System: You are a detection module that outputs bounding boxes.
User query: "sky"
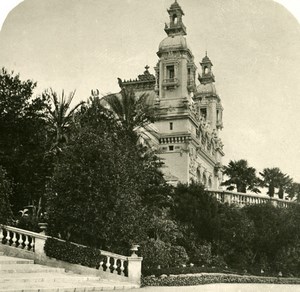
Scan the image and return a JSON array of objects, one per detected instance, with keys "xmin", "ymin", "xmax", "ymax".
[{"xmin": 0, "ymin": 0, "xmax": 300, "ymax": 182}]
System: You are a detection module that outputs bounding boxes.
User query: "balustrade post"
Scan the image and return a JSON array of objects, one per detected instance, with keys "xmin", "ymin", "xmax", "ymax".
[
  {"xmin": 223, "ymin": 192, "xmax": 231, "ymax": 204},
  {"xmin": 127, "ymin": 245, "xmax": 143, "ymax": 285},
  {"xmin": 34, "ymin": 235, "xmax": 47, "ymax": 259}
]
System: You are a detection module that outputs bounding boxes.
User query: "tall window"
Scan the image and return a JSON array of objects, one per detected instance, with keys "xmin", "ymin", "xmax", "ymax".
[
  {"xmin": 169, "ymin": 122, "xmax": 173, "ymax": 130},
  {"xmin": 167, "ymin": 65, "xmax": 175, "ymax": 79},
  {"xmin": 200, "ymin": 108, "xmax": 207, "ymax": 120},
  {"xmin": 173, "ymin": 14, "xmax": 178, "ymax": 24}
]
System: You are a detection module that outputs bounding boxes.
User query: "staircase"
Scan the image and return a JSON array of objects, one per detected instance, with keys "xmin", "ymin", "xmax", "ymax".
[{"xmin": 0, "ymin": 252, "xmax": 139, "ymax": 292}]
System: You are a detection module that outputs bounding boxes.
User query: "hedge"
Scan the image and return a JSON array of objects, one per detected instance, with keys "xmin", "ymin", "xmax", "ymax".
[
  {"xmin": 143, "ymin": 266, "xmax": 241, "ymax": 277},
  {"xmin": 142, "ymin": 273, "xmax": 300, "ymax": 286},
  {"xmin": 44, "ymin": 237, "xmax": 102, "ymax": 268}
]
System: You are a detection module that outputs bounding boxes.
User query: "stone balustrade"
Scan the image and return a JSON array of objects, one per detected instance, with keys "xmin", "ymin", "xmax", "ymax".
[
  {"xmin": 207, "ymin": 190, "xmax": 294, "ymax": 207},
  {"xmin": 0, "ymin": 224, "xmax": 142, "ymax": 285}
]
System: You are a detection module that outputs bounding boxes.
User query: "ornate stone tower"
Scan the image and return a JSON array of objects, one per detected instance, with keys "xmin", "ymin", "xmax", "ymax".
[
  {"xmin": 195, "ymin": 53, "xmax": 223, "ymax": 132},
  {"xmin": 116, "ymin": 1, "xmax": 225, "ymax": 188},
  {"xmin": 154, "ymin": 1, "xmax": 224, "ymax": 188}
]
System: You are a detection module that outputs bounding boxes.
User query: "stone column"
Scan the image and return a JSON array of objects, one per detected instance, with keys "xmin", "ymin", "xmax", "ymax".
[
  {"xmin": 127, "ymin": 256, "xmax": 143, "ymax": 285},
  {"xmin": 34, "ymin": 234, "xmax": 48, "ymax": 260}
]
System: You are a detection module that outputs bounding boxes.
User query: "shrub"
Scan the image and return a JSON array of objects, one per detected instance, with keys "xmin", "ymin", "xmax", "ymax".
[
  {"xmin": 141, "ymin": 239, "xmax": 171, "ymax": 269},
  {"xmin": 142, "ymin": 265, "xmax": 240, "ymax": 277},
  {"xmin": 142, "ymin": 274, "xmax": 300, "ymax": 286},
  {"xmin": 169, "ymin": 245, "xmax": 189, "ymax": 267},
  {"xmin": 44, "ymin": 237, "xmax": 101, "ymax": 268}
]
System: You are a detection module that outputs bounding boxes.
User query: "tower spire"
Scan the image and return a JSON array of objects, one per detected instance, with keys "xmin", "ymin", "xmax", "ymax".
[
  {"xmin": 198, "ymin": 53, "xmax": 215, "ymax": 85},
  {"xmin": 164, "ymin": 1, "xmax": 187, "ymax": 36}
]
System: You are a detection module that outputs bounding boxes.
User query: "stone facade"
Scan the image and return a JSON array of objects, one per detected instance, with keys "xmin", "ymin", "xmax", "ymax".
[{"xmin": 118, "ymin": 1, "xmax": 224, "ymax": 189}]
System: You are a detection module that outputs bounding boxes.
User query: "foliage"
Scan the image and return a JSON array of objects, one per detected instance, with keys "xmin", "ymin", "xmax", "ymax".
[
  {"xmin": 42, "ymin": 89, "xmax": 84, "ymax": 154},
  {"xmin": 0, "ymin": 166, "xmax": 13, "ymax": 224},
  {"xmin": 0, "ymin": 68, "xmax": 51, "ymax": 212},
  {"xmin": 260, "ymin": 167, "xmax": 292, "ymax": 198},
  {"xmin": 285, "ymin": 182, "xmax": 300, "ymax": 200},
  {"xmin": 102, "ymin": 88, "xmax": 156, "ymax": 139},
  {"xmin": 46, "ymin": 98, "xmax": 167, "ymax": 254},
  {"xmin": 214, "ymin": 204, "xmax": 255, "ymax": 269},
  {"xmin": 171, "ymin": 182, "xmax": 220, "ymax": 242},
  {"xmin": 142, "ymin": 274, "xmax": 300, "ymax": 287},
  {"xmin": 222, "ymin": 160, "xmax": 260, "ymax": 193},
  {"xmin": 16, "ymin": 197, "xmax": 44, "ymax": 232},
  {"xmin": 44, "ymin": 237, "xmax": 101, "ymax": 268},
  {"xmin": 143, "ymin": 265, "xmax": 242, "ymax": 277},
  {"xmin": 140, "ymin": 239, "xmax": 189, "ymax": 270},
  {"xmin": 243, "ymin": 203, "xmax": 300, "ymax": 273},
  {"xmin": 141, "ymin": 239, "xmax": 172, "ymax": 269},
  {"xmin": 169, "ymin": 245, "xmax": 189, "ymax": 267}
]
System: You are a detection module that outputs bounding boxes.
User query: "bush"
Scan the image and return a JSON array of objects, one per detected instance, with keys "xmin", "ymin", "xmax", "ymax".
[
  {"xmin": 141, "ymin": 238, "xmax": 189, "ymax": 271},
  {"xmin": 169, "ymin": 245, "xmax": 189, "ymax": 267},
  {"xmin": 142, "ymin": 265, "xmax": 240, "ymax": 277},
  {"xmin": 44, "ymin": 237, "xmax": 101, "ymax": 268},
  {"xmin": 142, "ymin": 274, "xmax": 300, "ymax": 286}
]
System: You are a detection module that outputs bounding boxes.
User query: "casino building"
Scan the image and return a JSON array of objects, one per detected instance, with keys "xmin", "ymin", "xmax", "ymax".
[{"xmin": 112, "ymin": 1, "xmax": 224, "ymax": 188}]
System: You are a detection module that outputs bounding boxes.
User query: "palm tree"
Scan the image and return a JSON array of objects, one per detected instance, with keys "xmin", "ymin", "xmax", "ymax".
[
  {"xmin": 43, "ymin": 89, "xmax": 84, "ymax": 153},
  {"xmin": 277, "ymin": 174, "xmax": 292, "ymax": 199},
  {"xmin": 102, "ymin": 87, "xmax": 156, "ymax": 135},
  {"xmin": 222, "ymin": 159, "xmax": 261, "ymax": 193},
  {"xmin": 259, "ymin": 167, "xmax": 291, "ymax": 198}
]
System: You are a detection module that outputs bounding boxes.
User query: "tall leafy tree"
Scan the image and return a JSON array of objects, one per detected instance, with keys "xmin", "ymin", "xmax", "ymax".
[
  {"xmin": 171, "ymin": 182, "xmax": 220, "ymax": 242},
  {"xmin": 46, "ymin": 99, "xmax": 167, "ymax": 253},
  {"xmin": 222, "ymin": 159, "xmax": 260, "ymax": 193},
  {"xmin": 0, "ymin": 166, "xmax": 13, "ymax": 224},
  {"xmin": 0, "ymin": 68, "xmax": 50, "ymax": 212}
]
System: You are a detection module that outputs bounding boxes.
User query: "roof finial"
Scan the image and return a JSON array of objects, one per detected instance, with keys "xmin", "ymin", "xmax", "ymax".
[{"xmin": 205, "ymin": 50, "xmax": 207, "ymax": 57}]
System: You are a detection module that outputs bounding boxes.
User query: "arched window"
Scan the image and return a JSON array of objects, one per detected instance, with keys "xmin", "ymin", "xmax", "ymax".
[
  {"xmin": 204, "ymin": 67, "xmax": 209, "ymax": 74},
  {"xmin": 173, "ymin": 14, "xmax": 178, "ymax": 24}
]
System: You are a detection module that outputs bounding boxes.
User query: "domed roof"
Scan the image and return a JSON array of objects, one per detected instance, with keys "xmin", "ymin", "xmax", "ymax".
[
  {"xmin": 196, "ymin": 83, "xmax": 217, "ymax": 95},
  {"xmin": 159, "ymin": 35, "xmax": 189, "ymax": 51}
]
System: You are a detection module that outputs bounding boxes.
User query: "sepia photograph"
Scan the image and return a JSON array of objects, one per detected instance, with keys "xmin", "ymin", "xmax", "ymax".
[{"xmin": 0, "ymin": 0, "xmax": 300, "ymax": 291}]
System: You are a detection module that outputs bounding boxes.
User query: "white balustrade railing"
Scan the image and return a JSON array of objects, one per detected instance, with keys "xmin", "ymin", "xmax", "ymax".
[
  {"xmin": 100, "ymin": 250, "xmax": 128, "ymax": 276},
  {"xmin": 0, "ymin": 225, "xmax": 40, "ymax": 252},
  {"xmin": 0, "ymin": 225, "xmax": 142, "ymax": 284},
  {"xmin": 207, "ymin": 190, "xmax": 295, "ymax": 207}
]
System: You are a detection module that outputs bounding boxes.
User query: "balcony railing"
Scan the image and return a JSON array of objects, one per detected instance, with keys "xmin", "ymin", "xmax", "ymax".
[
  {"xmin": 207, "ymin": 190, "xmax": 295, "ymax": 208},
  {"xmin": 163, "ymin": 78, "xmax": 179, "ymax": 87}
]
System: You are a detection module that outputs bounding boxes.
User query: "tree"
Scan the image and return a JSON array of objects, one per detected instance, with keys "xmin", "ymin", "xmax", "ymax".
[
  {"xmin": 286, "ymin": 182, "xmax": 300, "ymax": 201},
  {"xmin": 171, "ymin": 182, "xmax": 220, "ymax": 242},
  {"xmin": 277, "ymin": 174, "xmax": 292, "ymax": 199},
  {"xmin": 102, "ymin": 87, "xmax": 156, "ymax": 140},
  {"xmin": 46, "ymin": 101, "xmax": 166, "ymax": 254},
  {"xmin": 0, "ymin": 68, "xmax": 50, "ymax": 212},
  {"xmin": 42, "ymin": 89, "xmax": 84, "ymax": 154},
  {"xmin": 222, "ymin": 159, "xmax": 260, "ymax": 193},
  {"xmin": 214, "ymin": 204, "xmax": 255, "ymax": 269},
  {"xmin": 260, "ymin": 167, "xmax": 290, "ymax": 198},
  {"xmin": 0, "ymin": 166, "xmax": 13, "ymax": 224},
  {"xmin": 244, "ymin": 203, "xmax": 300, "ymax": 274}
]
